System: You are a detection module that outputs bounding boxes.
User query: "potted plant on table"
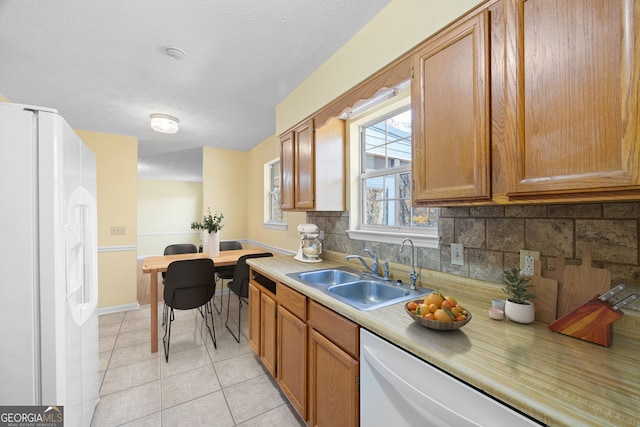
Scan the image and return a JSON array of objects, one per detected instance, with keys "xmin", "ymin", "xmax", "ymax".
[
  {"xmin": 191, "ymin": 208, "xmax": 224, "ymax": 257},
  {"xmin": 502, "ymin": 267, "xmax": 537, "ymax": 324}
]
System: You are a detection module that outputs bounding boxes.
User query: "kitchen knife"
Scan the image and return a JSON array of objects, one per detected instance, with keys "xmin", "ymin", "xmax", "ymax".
[
  {"xmin": 598, "ymin": 283, "xmax": 627, "ymax": 302},
  {"xmin": 611, "ymin": 294, "xmax": 639, "ymax": 311}
]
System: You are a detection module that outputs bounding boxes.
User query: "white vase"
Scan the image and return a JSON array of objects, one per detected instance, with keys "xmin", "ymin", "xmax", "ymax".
[
  {"xmin": 504, "ymin": 300, "xmax": 535, "ymax": 324},
  {"xmin": 208, "ymin": 232, "xmax": 220, "ymax": 257}
]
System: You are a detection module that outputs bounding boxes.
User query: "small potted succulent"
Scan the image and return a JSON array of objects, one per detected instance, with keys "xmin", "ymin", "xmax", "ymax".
[
  {"xmin": 191, "ymin": 208, "xmax": 224, "ymax": 256},
  {"xmin": 502, "ymin": 267, "xmax": 536, "ymax": 324}
]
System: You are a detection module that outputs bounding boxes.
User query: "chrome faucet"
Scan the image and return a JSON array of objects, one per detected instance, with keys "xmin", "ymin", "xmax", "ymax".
[
  {"xmin": 346, "ymin": 248, "xmax": 379, "ymax": 277},
  {"xmin": 400, "ymin": 238, "xmax": 418, "ymax": 290},
  {"xmin": 363, "ymin": 248, "xmax": 379, "ymax": 276}
]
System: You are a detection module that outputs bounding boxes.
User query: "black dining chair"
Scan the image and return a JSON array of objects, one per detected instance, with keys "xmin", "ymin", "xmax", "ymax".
[
  {"xmin": 225, "ymin": 252, "xmax": 273, "ymax": 342},
  {"xmin": 213, "ymin": 241, "xmax": 243, "ymax": 314},
  {"xmin": 162, "ymin": 243, "xmax": 198, "ymax": 281},
  {"xmin": 162, "ymin": 258, "xmax": 217, "ymax": 362}
]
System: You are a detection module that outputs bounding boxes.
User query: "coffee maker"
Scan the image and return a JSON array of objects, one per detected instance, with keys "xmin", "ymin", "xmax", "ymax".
[{"xmin": 294, "ymin": 223, "xmax": 323, "ymax": 263}]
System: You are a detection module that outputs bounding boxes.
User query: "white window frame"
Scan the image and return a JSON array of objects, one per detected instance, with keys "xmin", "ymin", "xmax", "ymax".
[
  {"xmin": 263, "ymin": 158, "xmax": 287, "ymax": 230},
  {"xmin": 346, "ymin": 86, "xmax": 438, "ymax": 248}
]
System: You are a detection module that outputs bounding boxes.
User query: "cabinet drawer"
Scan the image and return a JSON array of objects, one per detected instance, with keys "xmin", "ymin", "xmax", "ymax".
[
  {"xmin": 309, "ymin": 300, "xmax": 359, "ymax": 359},
  {"xmin": 277, "ymin": 283, "xmax": 306, "ymax": 320}
]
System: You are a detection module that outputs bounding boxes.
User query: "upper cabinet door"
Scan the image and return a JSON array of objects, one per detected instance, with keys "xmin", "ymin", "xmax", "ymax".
[
  {"xmin": 504, "ymin": 0, "xmax": 640, "ymax": 197},
  {"xmin": 280, "ymin": 131, "xmax": 295, "ymax": 210},
  {"xmin": 412, "ymin": 10, "xmax": 491, "ymax": 204},
  {"xmin": 294, "ymin": 119, "xmax": 315, "ymax": 210}
]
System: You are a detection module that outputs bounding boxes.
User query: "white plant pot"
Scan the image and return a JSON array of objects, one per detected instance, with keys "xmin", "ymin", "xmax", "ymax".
[
  {"xmin": 208, "ymin": 232, "xmax": 220, "ymax": 257},
  {"xmin": 504, "ymin": 299, "xmax": 535, "ymax": 324}
]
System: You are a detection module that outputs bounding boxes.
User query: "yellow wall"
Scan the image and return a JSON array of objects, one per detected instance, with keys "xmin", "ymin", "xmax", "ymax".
[
  {"xmin": 246, "ymin": 134, "xmax": 307, "ymax": 253},
  {"xmin": 276, "ymin": 0, "xmax": 484, "ymax": 133},
  {"xmin": 202, "ymin": 147, "xmax": 251, "ymax": 244},
  {"xmin": 77, "ymin": 129, "xmax": 138, "ymax": 308},
  {"xmin": 137, "ymin": 179, "xmax": 202, "ymax": 257}
]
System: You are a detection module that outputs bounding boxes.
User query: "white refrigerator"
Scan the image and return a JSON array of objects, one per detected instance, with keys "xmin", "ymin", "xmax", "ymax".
[{"xmin": 0, "ymin": 103, "xmax": 99, "ymax": 426}]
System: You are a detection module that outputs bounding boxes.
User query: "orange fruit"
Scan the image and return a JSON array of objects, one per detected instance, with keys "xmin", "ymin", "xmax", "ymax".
[
  {"xmin": 445, "ymin": 296, "xmax": 457, "ymax": 306},
  {"xmin": 427, "ymin": 303, "xmax": 438, "ymax": 313},
  {"xmin": 425, "ymin": 313, "xmax": 435, "ymax": 320},
  {"xmin": 450, "ymin": 305, "xmax": 462, "ymax": 316},
  {"xmin": 418, "ymin": 304, "xmax": 429, "ymax": 315},
  {"xmin": 425, "ymin": 292, "xmax": 445, "ymax": 307},
  {"xmin": 407, "ymin": 301, "xmax": 418, "ymax": 312},
  {"xmin": 441, "ymin": 300, "xmax": 453, "ymax": 309},
  {"xmin": 433, "ymin": 309, "xmax": 453, "ymax": 322}
]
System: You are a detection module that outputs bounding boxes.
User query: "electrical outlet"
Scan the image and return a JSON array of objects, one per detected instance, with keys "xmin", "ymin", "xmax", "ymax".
[
  {"xmin": 520, "ymin": 249, "xmax": 540, "ymax": 276},
  {"xmin": 451, "ymin": 243, "xmax": 464, "ymax": 266},
  {"xmin": 110, "ymin": 226, "xmax": 126, "ymax": 236}
]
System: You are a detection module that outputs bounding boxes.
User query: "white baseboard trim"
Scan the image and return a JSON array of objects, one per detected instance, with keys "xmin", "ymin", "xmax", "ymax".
[{"xmin": 98, "ymin": 302, "xmax": 140, "ymax": 315}]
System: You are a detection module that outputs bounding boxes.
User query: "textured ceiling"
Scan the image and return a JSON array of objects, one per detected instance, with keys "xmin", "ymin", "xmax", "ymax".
[{"xmin": 0, "ymin": 0, "xmax": 390, "ymax": 181}]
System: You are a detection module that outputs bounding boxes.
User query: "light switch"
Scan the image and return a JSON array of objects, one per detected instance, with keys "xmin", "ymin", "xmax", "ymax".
[
  {"xmin": 110, "ymin": 226, "xmax": 126, "ymax": 235},
  {"xmin": 451, "ymin": 243, "xmax": 464, "ymax": 266}
]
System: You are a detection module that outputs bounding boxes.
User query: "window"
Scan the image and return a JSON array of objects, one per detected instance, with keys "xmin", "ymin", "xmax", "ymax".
[
  {"xmin": 347, "ymin": 88, "xmax": 438, "ymax": 247},
  {"xmin": 263, "ymin": 159, "xmax": 286, "ymax": 229}
]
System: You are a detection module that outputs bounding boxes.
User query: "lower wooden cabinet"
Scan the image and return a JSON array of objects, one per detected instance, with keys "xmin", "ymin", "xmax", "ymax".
[
  {"xmin": 260, "ymin": 291, "xmax": 277, "ymax": 376},
  {"xmin": 277, "ymin": 283, "xmax": 308, "ymax": 419},
  {"xmin": 248, "ymin": 281, "xmax": 261, "ymax": 354},
  {"xmin": 308, "ymin": 330, "xmax": 359, "ymax": 427},
  {"xmin": 308, "ymin": 301, "xmax": 359, "ymax": 427},
  {"xmin": 248, "ymin": 268, "xmax": 360, "ymax": 426},
  {"xmin": 278, "ymin": 305, "xmax": 308, "ymax": 417}
]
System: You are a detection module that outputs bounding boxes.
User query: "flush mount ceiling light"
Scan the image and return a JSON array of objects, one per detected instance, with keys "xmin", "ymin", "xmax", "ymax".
[
  {"xmin": 150, "ymin": 114, "xmax": 179, "ymax": 134},
  {"xmin": 165, "ymin": 47, "xmax": 185, "ymax": 60}
]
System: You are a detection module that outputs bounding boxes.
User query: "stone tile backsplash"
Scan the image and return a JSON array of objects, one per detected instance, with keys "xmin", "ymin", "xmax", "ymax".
[{"xmin": 307, "ymin": 202, "xmax": 640, "ymax": 311}]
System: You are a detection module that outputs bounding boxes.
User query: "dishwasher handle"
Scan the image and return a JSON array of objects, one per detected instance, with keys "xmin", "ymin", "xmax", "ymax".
[{"xmin": 362, "ymin": 344, "xmax": 481, "ymax": 427}]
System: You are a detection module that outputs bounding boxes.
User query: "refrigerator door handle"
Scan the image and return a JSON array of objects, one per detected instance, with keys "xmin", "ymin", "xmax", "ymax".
[{"xmin": 65, "ymin": 186, "xmax": 98, "ymax": 326}]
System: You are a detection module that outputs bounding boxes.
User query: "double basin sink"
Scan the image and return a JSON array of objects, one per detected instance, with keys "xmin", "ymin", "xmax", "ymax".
[{"xmin": 286, "ymin": 267, "xmax": 433, "ymax": 311}]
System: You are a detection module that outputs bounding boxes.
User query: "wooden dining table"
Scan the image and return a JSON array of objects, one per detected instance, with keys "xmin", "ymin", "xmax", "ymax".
[{"xmin": 141, "ymin": 249, "xmax": 269, "ymax": 353}]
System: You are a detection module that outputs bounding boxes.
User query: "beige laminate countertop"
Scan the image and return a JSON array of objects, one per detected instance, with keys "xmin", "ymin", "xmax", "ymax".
[{"xmin": 247, "ymin": 253, "xmax": 640, "ymax": 427}]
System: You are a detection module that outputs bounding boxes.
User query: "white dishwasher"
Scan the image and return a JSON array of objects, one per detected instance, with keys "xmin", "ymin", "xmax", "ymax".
[{"xmin": 360, "ymin": 329, "xmax": 542, "ymax": 427}]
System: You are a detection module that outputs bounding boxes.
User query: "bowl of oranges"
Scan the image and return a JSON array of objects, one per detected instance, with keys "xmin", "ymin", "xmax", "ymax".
[{"xmin": 405, "ymin": 291, "xmax": 471, "ymax": 331}]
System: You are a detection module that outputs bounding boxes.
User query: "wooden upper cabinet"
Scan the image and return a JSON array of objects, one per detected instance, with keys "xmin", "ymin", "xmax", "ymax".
[
  {"xmin": 412, "ymin": 10, "xmax": 491, "ymax": 204},
  {"xmin": 315, "ymin": 118, "xmax": 346, "ymax": 211},
  {"xmin": 504, "ymin": 0, "xmax": 640, "ymax": 198},
  {"xmin": 280, "ymin": 117, "xmax": 346, "ymax": 211},
  {"xmin": 280, "ymin": 131, "xmax": 295, "ymax": 210},
  {"xmin": 294, "ymin": 120, "xmax": 315, "ymax": 210}
]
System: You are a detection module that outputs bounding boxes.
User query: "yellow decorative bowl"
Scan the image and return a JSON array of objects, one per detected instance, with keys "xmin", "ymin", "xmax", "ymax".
[{"xmin": 405, "ymin": 299, "xmax": 472, "ymax": 331}]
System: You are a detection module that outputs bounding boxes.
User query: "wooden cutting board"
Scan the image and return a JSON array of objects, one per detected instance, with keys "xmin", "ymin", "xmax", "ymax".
[
  {"xmin": 542, "ymin": 255, "xmax": 565, "ymax": 290},
  {"xmin": 528, "ymin": 260, "xmax": 558, "ymax": 324},
  {"xmin": 557, "ymin": 247, "xmax": 610, "ymax": 318}
]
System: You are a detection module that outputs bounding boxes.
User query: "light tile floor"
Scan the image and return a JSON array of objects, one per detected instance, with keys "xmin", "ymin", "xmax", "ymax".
[{"xmin": 92, "ymin": 295, "xmax": 305, "ymax": 426}]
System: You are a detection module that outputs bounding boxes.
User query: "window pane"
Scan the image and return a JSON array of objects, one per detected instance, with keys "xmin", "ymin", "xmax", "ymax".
[
  {"xmin": 384, "ymin": 174, "xmax": 396, "ymax": 199},
  {"xmin": 364, "ymin": 176, "xmax": 384, "ymax": 202},
  {"xmin": 269, "ymin": 161, "xmax": 285, "ymax": 222},
  {"xmin": 412, "ymin": 207, "xmax": 438, "ymax": 228},
  {"xmin": 399, "ymin": 172, "xmax": 411, "ymax": 199},
  {"xmin": 359, "ymin": 106, "xmax": 438, "ymax": 233}
]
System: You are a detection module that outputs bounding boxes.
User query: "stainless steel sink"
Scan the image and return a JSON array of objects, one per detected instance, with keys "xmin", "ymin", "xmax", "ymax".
[
  {"xmin": 328, "ymin": 280, "xmax": 428, "ymax": 311},
  {"xmin": 288, "ymin": 267, "xmax": 432, "ymax": 311},
  {"xmin": 295, "ymin": 268, "xmax": 361, "ymax": 286},
  {"xmin": 329, "ymin": 280, "xmax": 408, "ymax": 302}
]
